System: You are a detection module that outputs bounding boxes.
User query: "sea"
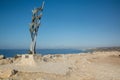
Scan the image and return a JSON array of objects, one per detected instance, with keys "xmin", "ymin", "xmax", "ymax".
[{"xmin": 0, "ymin": 49, "xmax": 89, "ymax": 58}]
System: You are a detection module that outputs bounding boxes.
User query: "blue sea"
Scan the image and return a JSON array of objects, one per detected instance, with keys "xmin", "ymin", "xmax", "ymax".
[{"xmin": 0, "ymin": 49, "xmax": 89, "ymax": 57}]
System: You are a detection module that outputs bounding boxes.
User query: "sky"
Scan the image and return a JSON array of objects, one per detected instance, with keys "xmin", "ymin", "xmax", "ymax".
[{"xmin": 0, "ymin": 0, "xmax": 120, "ymax": 49}]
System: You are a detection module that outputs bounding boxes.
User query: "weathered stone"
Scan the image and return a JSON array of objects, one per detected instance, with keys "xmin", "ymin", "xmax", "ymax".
[
  {"xmin": 55, "ymin": 54, "xmax": 62, "ymax": 57},
  {"xmin": 0, "ymin": 59, "xmax": 13, "ymax": 65},
  {"xmin": 15, "ymin": 54, "xmax": 36, "ymax": 66},
  {"xmin": 0, "ymin": 69, "xmax": 17, "ymax": 79},
  {"xmin": 34, "ymin": 54, "xmax": 42, "ymax": 60},
  {"xmin": 14, "ymin": 54, "xmax": 21, "ymax": 59},
  {"xmin": 0, "ymin": 55, "xmax": 5, "ymax": 60},
  {"xmin": 43, "ymin": 57, "xmax": 49, "ymax": 62}
]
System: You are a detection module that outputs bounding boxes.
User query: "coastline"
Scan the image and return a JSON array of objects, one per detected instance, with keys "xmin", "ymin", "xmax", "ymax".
[
  {"xmin": 0, "ymin": 49, "xmax": 87, "ymax": 58},
  {"xmin": 0, "ymin": 50, "xmax": 120, "ymax": 80}
]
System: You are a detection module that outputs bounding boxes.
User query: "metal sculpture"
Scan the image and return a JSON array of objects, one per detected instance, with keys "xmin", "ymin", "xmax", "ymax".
[{"xmin": 29, "ymin": 1, "xmax": 44, "ymax": 54}]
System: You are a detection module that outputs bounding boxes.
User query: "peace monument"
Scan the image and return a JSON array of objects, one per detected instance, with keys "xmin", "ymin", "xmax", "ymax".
[{"xmin": 29, "ymin": 1, "xmax": 44, "ymax": 54}]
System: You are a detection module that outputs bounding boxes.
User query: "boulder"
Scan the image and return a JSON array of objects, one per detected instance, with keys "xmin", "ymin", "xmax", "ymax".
[
  {"xmin": 43, "ymin": 57, "xmax": 49, "ymax": 62},
  {"xmin": 0, "ymin": 55, "xmax": 5, "ymax": 60},
  {"xmin": 14, "ymin": 54, "xmax": 21, "ymax": 59},
  {"xmin": 0, "ymin": 59, "xmax": 13, "ymax": 65},
  {"xmin": 0, "ymin": 69, "xmax": 17, "ymax": 79}
]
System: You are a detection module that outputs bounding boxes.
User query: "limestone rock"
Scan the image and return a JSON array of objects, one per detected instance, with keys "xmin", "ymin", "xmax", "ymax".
[
  {"xmin": 0, "ymin": 59, "xmax": 13, "ymax": 65},
  {"xmin": 15, "ymin": 54, "xmax": 36, "ymax": 66},
  {"xmin": 0, "ymin": 55, "xmax": 5, "ymax": 60},
  {"xmin": 0, "ymin": 69, "xmax": 17, "ymax": 79},
  {"xmin": 14, "ymin": 54, "xmax": 21, "ymax": 59}
]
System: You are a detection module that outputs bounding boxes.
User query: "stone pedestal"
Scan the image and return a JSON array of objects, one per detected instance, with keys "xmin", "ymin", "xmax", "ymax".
[{"xmin": 16, "ymin": 54, "xmax": 36, "ymax": 66}]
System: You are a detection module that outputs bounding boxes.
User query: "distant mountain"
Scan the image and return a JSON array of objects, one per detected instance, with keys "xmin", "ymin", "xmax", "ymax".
[{"xmin": 90, "ymin": 47, "xmax": 120, "ymax": 52}]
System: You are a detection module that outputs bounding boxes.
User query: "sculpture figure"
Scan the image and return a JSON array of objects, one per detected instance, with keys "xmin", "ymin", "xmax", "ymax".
[{"xmin": 29, "ymin": 1, "xmax": 44, "ymax": 54}]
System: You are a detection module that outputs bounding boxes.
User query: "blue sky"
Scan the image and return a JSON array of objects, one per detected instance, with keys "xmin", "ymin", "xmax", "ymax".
[{"xmin": 0, "ymin": 0, "xmax": 120, "ymax": 49}]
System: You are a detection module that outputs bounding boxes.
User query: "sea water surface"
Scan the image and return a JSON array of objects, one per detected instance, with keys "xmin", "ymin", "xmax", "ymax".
[{"xmin": 0, "ymin": 49, "xmax": 89, "ymax": 57}]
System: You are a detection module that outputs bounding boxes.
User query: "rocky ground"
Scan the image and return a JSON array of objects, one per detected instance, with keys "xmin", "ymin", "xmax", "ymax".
[{"xmin": 0, "ymin": 51, "xmax": 120, "ymax": 80}]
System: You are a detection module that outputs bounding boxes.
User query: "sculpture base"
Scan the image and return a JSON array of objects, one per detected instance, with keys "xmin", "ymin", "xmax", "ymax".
[
  {"xmin": 15, "ymin": 54, "xmax": 36, "ymax": 66},
  {"xmin": 28, "ymin": 50, "xmax": 36, "ymax": 55}
]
